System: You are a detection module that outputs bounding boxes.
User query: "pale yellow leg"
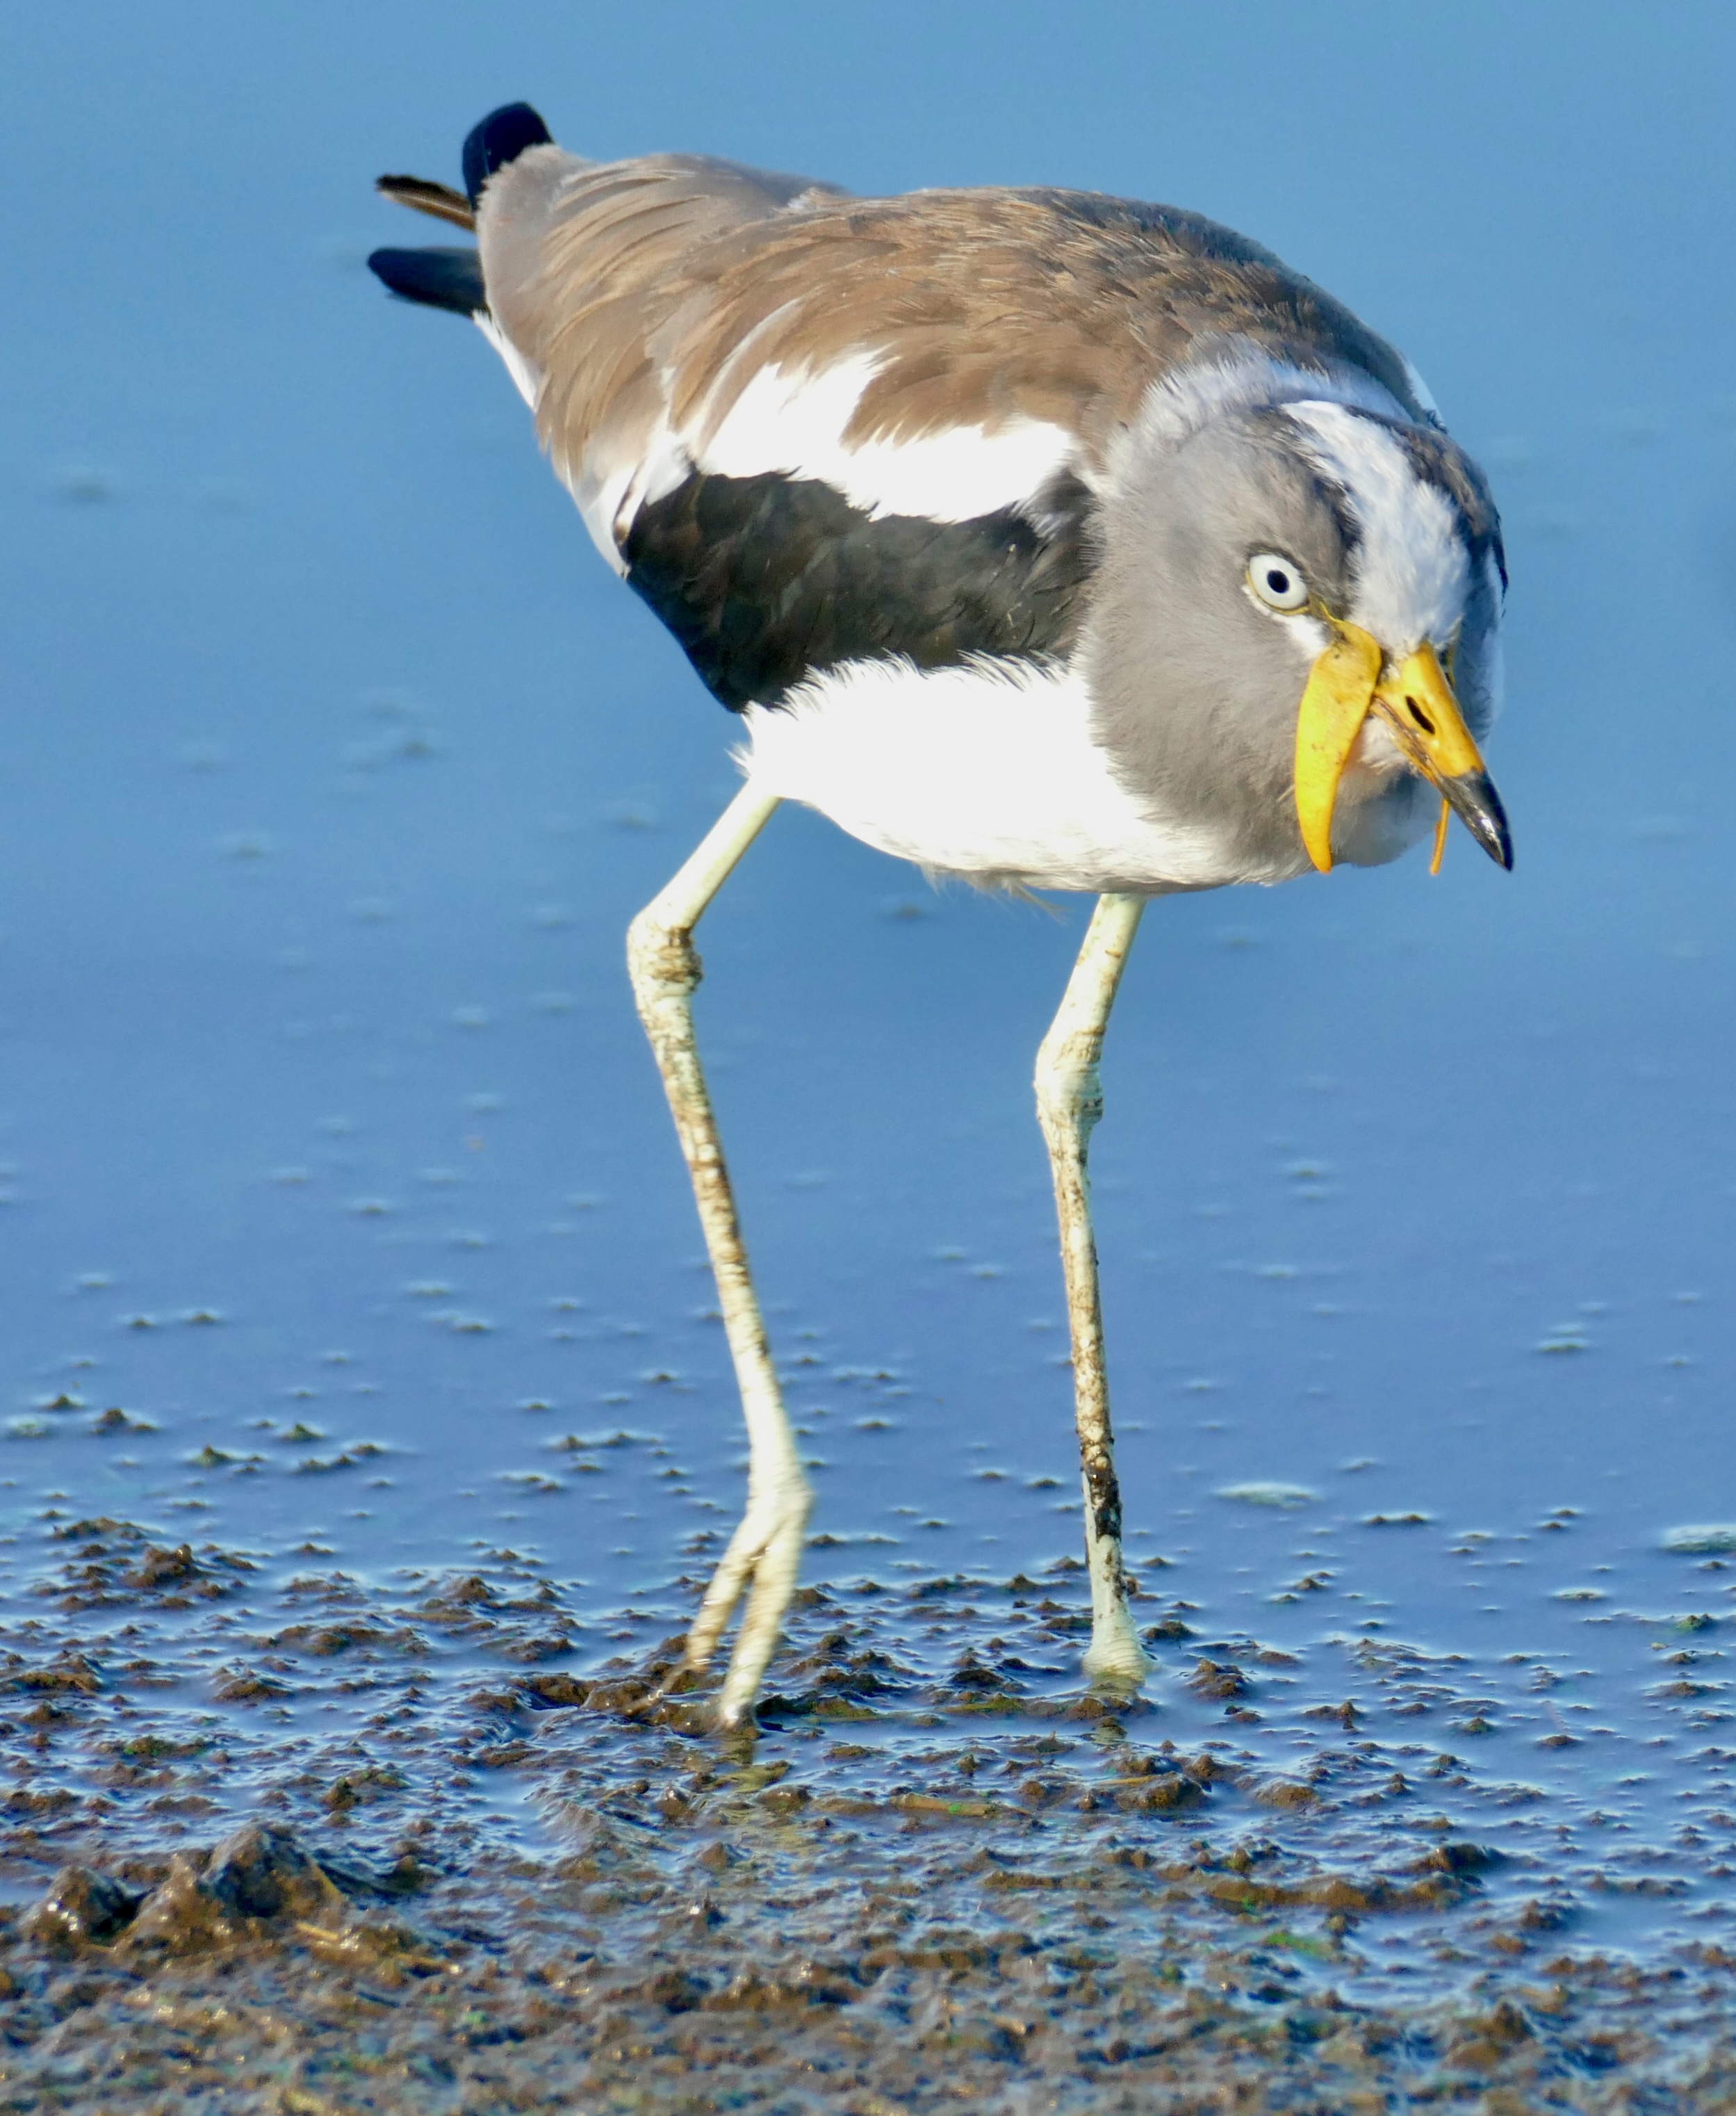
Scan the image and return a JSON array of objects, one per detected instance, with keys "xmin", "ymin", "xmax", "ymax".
[
  {"xmin": 1034, "ymin": 893, "xmax": 1153, "ymax": 1687},
  {"xmin": 625, "ymin": 786, "xmax": 808, "ymax": 1726}
]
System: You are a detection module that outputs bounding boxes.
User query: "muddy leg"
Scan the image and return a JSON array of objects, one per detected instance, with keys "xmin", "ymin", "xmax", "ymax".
[
  {"xmin": 1033, "ymin": 892, "xmax": 1152, "ymax": 1687},
  {"xmin": 625, "ymin": 785, "xmax": 808, "ymax": 1726}
]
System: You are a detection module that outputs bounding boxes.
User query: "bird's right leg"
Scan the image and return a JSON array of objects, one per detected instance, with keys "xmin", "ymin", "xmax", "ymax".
[
  {"xmin": 625, "ymin": 784, "xmax": 808, "ymax": 1727},
  {"xmin": 1034, "ymin": 891, "xmax": 1154, "ymax": 1691}
]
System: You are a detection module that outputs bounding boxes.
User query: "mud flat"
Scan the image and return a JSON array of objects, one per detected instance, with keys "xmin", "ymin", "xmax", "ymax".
[{"xmin": 0, "ymin": 1515, "xmax": 1733, "ymax": 2110}]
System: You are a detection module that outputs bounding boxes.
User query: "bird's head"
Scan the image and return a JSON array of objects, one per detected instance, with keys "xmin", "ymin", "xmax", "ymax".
[{"xmin": 1090, "ymin": 366, "xmax": 1510, "ymax": 883}]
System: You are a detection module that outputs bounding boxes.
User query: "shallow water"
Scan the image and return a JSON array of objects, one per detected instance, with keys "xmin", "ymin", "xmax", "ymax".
[{"xmin": 3, "ymin": 1, "xmax": 1736, "ymax": 2103}]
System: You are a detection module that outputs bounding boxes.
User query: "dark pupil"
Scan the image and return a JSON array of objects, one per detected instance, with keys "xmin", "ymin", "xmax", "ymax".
[{"xmin": 1266, "ymin": 569, "xmax": 1291, "ymax": 596}]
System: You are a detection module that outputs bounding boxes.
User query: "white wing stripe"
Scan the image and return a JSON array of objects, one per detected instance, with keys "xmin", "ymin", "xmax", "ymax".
[
  {"xmin": 476, "ymin": 323, "xmax": 1083, "ymax": 554},
  {"xmin": 698, "ymin": 357, "xmax": 1077, "ymax": 522}
]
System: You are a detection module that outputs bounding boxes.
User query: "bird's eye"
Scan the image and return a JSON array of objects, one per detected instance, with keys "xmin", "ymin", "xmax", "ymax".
[{"xmin": 1246, "ymin": 553, "xmax": 1310, "ymax": 612}]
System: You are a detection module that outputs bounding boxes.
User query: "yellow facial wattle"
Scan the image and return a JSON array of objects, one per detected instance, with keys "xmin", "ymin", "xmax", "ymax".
[{"xmin": 1293, "ymin": 624, "xmax": 1513, "ymax": 874}]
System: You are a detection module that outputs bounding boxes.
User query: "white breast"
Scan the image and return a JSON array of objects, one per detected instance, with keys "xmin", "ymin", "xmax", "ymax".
[{"xmin": 739, "ymin": 656, "xmax": 1240, "ymax": 895}]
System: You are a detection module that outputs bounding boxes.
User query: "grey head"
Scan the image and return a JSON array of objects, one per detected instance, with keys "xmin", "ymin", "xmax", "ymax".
[{"xmin": 1087, "ymin": 354, "xmax": 1508, "ymax": 885}]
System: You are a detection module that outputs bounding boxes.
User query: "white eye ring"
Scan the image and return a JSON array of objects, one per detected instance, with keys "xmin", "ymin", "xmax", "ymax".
[{"xmin": 1247, "ymin": 552, "xmax": 1310, "ymax": 612}]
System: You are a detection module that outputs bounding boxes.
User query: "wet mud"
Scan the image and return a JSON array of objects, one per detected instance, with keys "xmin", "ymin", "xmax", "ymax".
[{"xmin": 0, "ymin": 1516, "xmax": 1734, "ymax": 2109}]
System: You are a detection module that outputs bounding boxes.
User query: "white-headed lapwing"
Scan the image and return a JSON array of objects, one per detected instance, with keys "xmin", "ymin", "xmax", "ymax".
[{"xmin": 369, "ymin": 102, "xmax": 1512, "ymax": 1727}]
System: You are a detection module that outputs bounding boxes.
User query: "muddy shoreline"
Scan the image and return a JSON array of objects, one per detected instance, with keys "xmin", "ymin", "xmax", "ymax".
[
  {"xmin": 0, "ymin": 1520, "xmax": 1733, "ymax": 2110},
  {"xmin": 5, "ymin": 1827, "xmax": 1733, "ymax": 2113}
]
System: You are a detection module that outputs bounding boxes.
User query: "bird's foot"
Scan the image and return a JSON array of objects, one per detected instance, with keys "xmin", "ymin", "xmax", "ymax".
[
  {"xmin": 684, "ymin": 1471, "xmax": 812, "ymax": 1728},
  {"xmin": 1082, "ymin": 1606, "xmax": 1154, "ymax": 1691}
]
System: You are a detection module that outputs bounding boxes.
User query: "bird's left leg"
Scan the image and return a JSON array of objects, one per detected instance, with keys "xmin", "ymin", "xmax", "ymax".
[
  {"xmin": 625, "ymin": 785, "xmax": 808, "ymax": 1727},
  {"xmin": 1034, "ymin": 891, "xmax": 1154, "ymax": 1689}
]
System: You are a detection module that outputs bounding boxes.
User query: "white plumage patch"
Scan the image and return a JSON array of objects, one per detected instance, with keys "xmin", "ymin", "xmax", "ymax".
[
  {"xmin": 697, "ymin": 356, "xmax": 1079, "ymax": 523},
  {"xmin": 739, "ymin": 658, "xmax": 1240, "ymax": 894},
  {"xmin": 563, "ymin": 421, "xmax": 691, "ymax": 578},
  {"xmin": 1400, "ymin": 355, "xmax": 1443, "ymax": 422},
  {"xmin": 473, "ymin": 311, "xmax": 543, "ymax": 414},
  {"xmin": 1286, "ymin": 400, "xmax": 1469, "ymax": 654},
  {"xmin": 550, "ymin": 349, "xmax": 1083, "ymax": 576}
]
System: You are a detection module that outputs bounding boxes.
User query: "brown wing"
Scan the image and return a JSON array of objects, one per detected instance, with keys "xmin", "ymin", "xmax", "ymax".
[{"xmin": 477, "ymin": 148, "xmax": 1425, "ymax": 507}]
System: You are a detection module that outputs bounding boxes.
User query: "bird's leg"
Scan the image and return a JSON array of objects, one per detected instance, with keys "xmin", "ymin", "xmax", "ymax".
[
  {"xmin": 625, "ymin": 784, "xmax": 808, "ymax": 1727},
  {"xmin": 1034, "ymin": 891, "xmax": 1154, "ymax": 1689}
]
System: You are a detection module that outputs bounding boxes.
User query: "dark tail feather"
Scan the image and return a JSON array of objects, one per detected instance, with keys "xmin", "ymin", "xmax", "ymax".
[
  {"xmin": 461, "ymin": 102, "xmax": 552, "ymax": 208},
  {"xmin": 376, "ymin": 174, "xmax": 475, "ymax": 230},
  {"xmin": 368, "ymin": 245, "xmax": 486, "ymax": 316},
  {"xmin": 368, "ymin": 102, "xmax": 551, "ymax": 320}
]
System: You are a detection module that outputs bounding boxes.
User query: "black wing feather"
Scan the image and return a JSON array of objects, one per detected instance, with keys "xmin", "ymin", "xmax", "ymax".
[
  {"xmin": 368, "ymin": 245, "xmax": 486, "ymax": 316},
  {"xmin": 622, "ymin": 471, "xmax": 1095, "ymax": 712}
]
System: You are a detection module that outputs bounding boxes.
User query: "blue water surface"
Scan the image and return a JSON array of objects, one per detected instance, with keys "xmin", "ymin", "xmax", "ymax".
[{"xmin": 1, "ymin": 0, "xmax": 1733, "ymax": 1969}]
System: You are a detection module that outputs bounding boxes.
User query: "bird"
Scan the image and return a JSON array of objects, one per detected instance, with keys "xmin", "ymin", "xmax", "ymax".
[{"xmin": 368, "ymin": 103, "xmax": 1512, "ymax": 1729}]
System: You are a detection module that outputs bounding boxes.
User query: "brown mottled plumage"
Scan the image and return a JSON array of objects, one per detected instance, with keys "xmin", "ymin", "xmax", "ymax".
[{"xmin": 477, "ymin": 149, "xmax": 1430, "ymax": 501}]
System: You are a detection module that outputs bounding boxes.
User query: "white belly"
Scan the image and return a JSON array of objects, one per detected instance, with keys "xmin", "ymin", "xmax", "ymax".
[{"xmin": 739, "ymin": 657, "xmax": 1238, "ymax": 895}]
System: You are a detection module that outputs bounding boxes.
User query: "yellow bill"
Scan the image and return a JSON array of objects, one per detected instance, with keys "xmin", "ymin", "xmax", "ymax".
[
  {"xmin": 1295, "ymin": 627, "xmax": 1513, "ymax": 874},
  {"xmin": 1293, "ymin": 626, "xmax": 1382, "ymax": 873}
]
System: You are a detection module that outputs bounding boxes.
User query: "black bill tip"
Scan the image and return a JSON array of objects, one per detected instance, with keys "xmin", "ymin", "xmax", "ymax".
[{"xmin": 1443, "ymin": 768, "xmax": 1514, "ymax": 871}]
